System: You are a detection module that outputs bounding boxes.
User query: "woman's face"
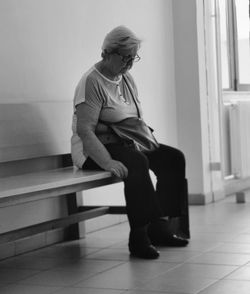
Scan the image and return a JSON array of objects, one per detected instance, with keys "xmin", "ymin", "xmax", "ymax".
[{"xmin": 108, "ymin": 47, "xmax": 139, "ymax": 76}]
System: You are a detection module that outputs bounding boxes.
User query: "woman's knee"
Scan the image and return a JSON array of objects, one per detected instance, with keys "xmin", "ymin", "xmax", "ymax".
[{"xmin": 159, "ymin": 145, "xmax": 186, "ymax": 169}]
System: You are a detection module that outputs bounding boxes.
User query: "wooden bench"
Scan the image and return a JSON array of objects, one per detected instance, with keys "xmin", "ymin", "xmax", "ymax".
[
  {"xmin": 0, "ymin": 102, "xmax": 190, "ymax": 251},
  {"xmin": 0, "ymin": 165, "xmax": 190, "ymax": 244}
]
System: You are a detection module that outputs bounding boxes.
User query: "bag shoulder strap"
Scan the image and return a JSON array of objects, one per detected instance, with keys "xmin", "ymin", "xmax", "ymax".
[{"xmin": 123, "ymin": 75, "xmax": 141, "ymax": 118}]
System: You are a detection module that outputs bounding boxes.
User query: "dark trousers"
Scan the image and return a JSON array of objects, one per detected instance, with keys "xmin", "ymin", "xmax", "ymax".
[{"xmin": 83, "ymin": 143, "xmax": 187, "ymax": 230}]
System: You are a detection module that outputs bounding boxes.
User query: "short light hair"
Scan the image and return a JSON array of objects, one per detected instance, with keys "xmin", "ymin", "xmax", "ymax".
[{"xmin": 101, "ymin": 26, "xmax": 141, "ymax": 58}]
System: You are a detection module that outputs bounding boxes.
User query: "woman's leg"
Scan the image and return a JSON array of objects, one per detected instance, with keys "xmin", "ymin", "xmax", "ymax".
[
  {"xmin": 84, "ymin": 143, "xmax": 162, "ymax": 228},
  {"xmin": 145, "ymin": 144, "xmax": 189, "ymax": 245},
  {"xmin": 146, "ymin": 144, "xmax": 186, "ymax": 216},
  {"xmin": 83, "ymin": 142, "xmax": 161, "ymax": 258}
]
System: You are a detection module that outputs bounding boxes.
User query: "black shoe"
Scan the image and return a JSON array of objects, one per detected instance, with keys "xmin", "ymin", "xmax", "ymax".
[
  {"xmin": 129, "ymin": 227, "xmax": 160, "ymax": 259},
  {"xmin": 129, "ymin": 244, "xmax": 160, "ymax": 259},
  {"xmin": 148, "ymin": 218, "xmax": 189, "ymax": 247},
  {"xmin": 156, "ymin": 234, "xmax": 189, "ymax": 247}
]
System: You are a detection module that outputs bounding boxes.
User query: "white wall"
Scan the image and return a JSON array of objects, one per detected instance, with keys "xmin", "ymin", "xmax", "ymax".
[{"xmin": 0, "ymin": 1, "xmax": 177, "ymax": 217}]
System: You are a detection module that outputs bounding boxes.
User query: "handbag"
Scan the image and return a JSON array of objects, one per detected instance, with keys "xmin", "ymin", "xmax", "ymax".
[
  {"xmin": 101, "ymin": 76, "xmax": 159, "ymax": 152},
  {"xmin": 108, "ymin": 117, "xmax": 159, "ymax": 152}
]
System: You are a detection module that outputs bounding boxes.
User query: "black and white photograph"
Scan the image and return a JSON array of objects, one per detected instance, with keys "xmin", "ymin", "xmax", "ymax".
[{"xmin": 0, "ymin": 0, "xmax": 250, "ymax": 293}]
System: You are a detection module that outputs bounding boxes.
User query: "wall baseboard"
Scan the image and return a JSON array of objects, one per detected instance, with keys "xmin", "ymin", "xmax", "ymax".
[
  {"xmin": 189, "ymin": 187, "xmax": 226, "ymax": 205},
  {"xmin": 0, "ymin": 228, "xmax": 65, "ymax": 261},
  {"xmin": 188, "ymin": 192, "xmax": 213, "ymax": 205},
  {"xmin": 0, "ymin": 216, "xmax": 127, "ymax": 261}
]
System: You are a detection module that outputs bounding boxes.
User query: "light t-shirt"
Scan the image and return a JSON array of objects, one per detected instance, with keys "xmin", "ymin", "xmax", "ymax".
[{"xmin": 71, "ymin": 66, "xmax": 142, "ymax": 168}]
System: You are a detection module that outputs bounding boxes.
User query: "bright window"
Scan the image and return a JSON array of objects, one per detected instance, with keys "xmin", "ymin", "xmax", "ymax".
[{"xmin": 219, "ymin": 0, "xmax": 250, "ymax": 90}]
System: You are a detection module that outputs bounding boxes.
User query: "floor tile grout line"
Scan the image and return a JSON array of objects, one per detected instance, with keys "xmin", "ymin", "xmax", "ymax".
[
  {"xmin": 195, "ymin": 279, "xmax": 222, "ymax": 294},
  {"xmin": 16, "ymin": 259, "xmax": 128, "ymax": 288},
  {"xmin": 127, "ymin": 261, "xmax": 195, "ymax": 293},
  {"xmin": 67, "ymin": 260, "xmax": 130, "ymax": 288},
  {"xmin": 195, "ymin": 259, "xmax": 250, "ymax": 293}
]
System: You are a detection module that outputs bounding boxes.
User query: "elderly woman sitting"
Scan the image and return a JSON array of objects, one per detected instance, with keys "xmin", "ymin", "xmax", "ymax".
[{"xmin": 71, "ymin": 26, "xmax": 189, "ymax": 259}]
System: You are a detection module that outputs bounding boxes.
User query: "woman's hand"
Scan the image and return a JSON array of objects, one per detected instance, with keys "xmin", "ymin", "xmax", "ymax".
[{"xmin": 104, "ymin": 160, "xmax": 128, "ymax": 179}]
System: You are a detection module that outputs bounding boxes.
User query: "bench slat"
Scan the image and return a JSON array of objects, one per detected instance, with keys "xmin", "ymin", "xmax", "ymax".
[
  {"xmin": 0, "ymin": 206, "xmax": 111, "ymax": 244},
  {"xmin": 0, "ymin": 177, "xmax": 121, "ymax": 208},
  {"xmin": 0, "ymin": 167, "xmax": 114, "ymax": 197},
  {"xmin": 0, "ymin": 167, "xmax": 121, "ymax": 207}
]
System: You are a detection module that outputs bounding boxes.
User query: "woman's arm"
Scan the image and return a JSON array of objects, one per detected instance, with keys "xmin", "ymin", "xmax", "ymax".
[{"xmin": 76, "ymin": 103, "xmax": 128, "ymax": 179}]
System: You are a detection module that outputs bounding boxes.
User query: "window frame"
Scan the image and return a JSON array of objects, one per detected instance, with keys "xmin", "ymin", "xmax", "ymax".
[{"xmin": 222, "ymin": 0, "xmax": 250, "ymax": 91}]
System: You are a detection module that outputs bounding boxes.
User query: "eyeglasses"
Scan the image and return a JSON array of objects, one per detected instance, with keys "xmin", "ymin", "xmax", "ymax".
[{"xmin": 113, "ymin": 52, "xmax": 141, "ymax": 64}]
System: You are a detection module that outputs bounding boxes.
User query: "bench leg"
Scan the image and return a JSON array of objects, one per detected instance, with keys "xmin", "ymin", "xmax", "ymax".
[
  {"xmin": 178, "ymin": 214, "xmax": 190, "ymax": 239},
  {"xmin": 66, "ymin": 193, "xmax": 79, "ymax": 240},
  {"xmin": 166, "ymin": 214, "xmax": 190, "ymax": 240},
  {"xmin": 66, "ymin": 192, "xmax": 86, "ymax": 240},
  {"xmin": 176, "ymin": 179, "xmax": 190, "ymax": 239},
  {"xmin": 236, "ymin": 192, "xmax": 246, "ymax": 203}
]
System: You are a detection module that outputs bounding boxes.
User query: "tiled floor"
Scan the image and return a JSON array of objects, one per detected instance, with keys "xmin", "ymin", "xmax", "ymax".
[{"xmin": 0, "ymin": 194, "xmax": 250, "ymax": 294}]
